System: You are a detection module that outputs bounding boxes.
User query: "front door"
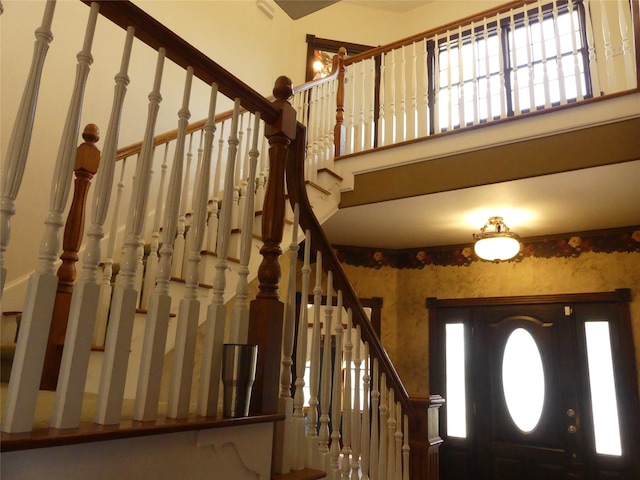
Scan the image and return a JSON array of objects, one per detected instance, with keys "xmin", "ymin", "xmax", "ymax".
[
  {"xmin": 429, "ymin": 291, "xmax": 640, "ymax": 480},
  {"xmin": 473, "ymin": 305, "xmax": 582, "ymax": 479}
]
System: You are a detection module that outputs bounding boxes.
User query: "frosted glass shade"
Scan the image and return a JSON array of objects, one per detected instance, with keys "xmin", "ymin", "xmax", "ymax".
[{"xmin": 474, "ymin": 235, "xmax": 521, "ymax": 261}]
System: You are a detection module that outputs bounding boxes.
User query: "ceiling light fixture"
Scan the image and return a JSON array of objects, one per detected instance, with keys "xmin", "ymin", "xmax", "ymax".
[{"xmin": 473, "ymin": 216, "xmax": 521, "ymax": 262}]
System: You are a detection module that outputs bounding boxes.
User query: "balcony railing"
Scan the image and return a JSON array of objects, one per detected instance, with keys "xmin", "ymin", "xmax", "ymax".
[{"xmin": 327, "ymin": 0, "xmax": 638, "ymax": 158}]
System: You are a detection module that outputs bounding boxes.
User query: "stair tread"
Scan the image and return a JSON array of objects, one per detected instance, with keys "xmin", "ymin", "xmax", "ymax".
[{"xmin": 272, "ymin": 469, "xmax": 326, "ymax": 480}]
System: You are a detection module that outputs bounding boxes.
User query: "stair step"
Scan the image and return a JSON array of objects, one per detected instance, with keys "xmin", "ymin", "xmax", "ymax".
[{"xmin": 272, "ymin": 469, "xmax": 326, "ymax": 480}]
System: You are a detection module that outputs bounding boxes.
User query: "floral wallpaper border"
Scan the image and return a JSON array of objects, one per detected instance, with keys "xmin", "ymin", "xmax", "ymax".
[{"xmin": 329, "ymin": 226, "xmax": 640, "ymax": 270}]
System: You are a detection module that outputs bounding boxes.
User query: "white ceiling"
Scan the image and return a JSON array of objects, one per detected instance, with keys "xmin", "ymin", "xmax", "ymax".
[{"xmin": 322, "ymin": 160, "xmax": 640, "ymax": 249}]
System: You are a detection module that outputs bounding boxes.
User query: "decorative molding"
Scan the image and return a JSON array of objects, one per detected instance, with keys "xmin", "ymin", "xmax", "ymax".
[{"xmin": 330, "ymin": 226, "xmax": 640, "ymax": 269}]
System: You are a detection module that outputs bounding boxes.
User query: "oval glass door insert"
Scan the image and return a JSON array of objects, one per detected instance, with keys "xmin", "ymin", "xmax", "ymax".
[{"xmin": 502, "ymin": 328, "xmax": 545, "ymax": 433}]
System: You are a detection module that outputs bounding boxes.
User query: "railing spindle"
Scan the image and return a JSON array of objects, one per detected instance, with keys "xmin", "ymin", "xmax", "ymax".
[
  {"xmin": 307, "ymin": 250, "xmax": 322, "ymax": 465},
  {"xmin": 292, "ymin": 229, "xmax": 312, "ymax": 470},
  {"xmin": 168, "ymin": 82, "xmax": 219, "ymax": 420},
  {"xmin": 330, "ymin": 291, "xmax": 344, "ymax": 477},
  {"xmin": 142, "ymin": 142, "xmax": 169, "ymax": 310},
  {"xmin": 370, "ymin": 358, "xmax": 380, "ymax": 480},
  {"xmin": 0, "ymin": 0, "xmax": 56, "ymax": 298},
  {"xmin": 342, "ymin": 307, "xmax": 353, "ymax": 480},
  {"xmin": 351, "ymin": 324, "xmax": 362, "ymax": 480},
  {"xmin": 361, "ymin": 342, "xmax": 371, "ymax": 480},
  {"xmin": 318, "ymin": 271, "xmax": 333, "ymax": 459},
  {"xmin": 95, "ymin": 47, "xmax": 166, "ymax": 426},
  {"xmin": 197, "ymin": 98, "xmax": 241, "ymax": 417},
  {"xmin": 51, "ymin": 26, "xmax": 135, "ymax": 429},
  {"xmin": 2, "ymin": 2, "xmax": 99, "ymax": 434},
  {"xmin": 94, "ymin": 158, "xmax": 127, "ymax": 347},
  {"xmin": 171, "ymin": 133, "xmax": 193, "ymax": 279}
]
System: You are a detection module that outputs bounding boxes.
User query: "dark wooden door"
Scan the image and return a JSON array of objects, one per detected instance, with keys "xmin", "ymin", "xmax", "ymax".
[
  {"xmin": 429, "ymin": 291, "xmax": 640, "ymax": 480},
  {"xmin": 473, "ymin": 305, "xmax": 584, "ymax": 480}
]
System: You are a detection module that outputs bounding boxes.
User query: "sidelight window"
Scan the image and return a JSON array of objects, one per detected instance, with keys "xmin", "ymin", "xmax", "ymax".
[
  {"xmin": 584, "ymin": 321, "xmax": 622, "ymax": 456},
  {"xmin": 446, "ymin": 323, "xmax": 467, "ymax": 438}
]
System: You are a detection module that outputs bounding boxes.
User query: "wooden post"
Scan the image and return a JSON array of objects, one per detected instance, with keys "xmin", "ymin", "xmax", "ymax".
[
  {"xmin": 40, "ymin": 124, "xmax": 100, "ymax": 391},
  {"xmin": 248, "ymin": 76, "xmax": 296, "ymax": 414},
  {"xmin": 409, "ymin": 395, "xmax": 445, "ymax": 480},
  {"xmin": 333, "ymin": 47, "xmax": 347, "ymax": 158}
]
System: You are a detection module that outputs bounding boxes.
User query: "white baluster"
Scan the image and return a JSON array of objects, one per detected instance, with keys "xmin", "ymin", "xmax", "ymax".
[
  {"xmin": 307, "ymin": 251, "xmax": 322, "ymax": 466},
  {"xmin": 370, "ymin": 358, "xmax": 380, "ymax": 480},
  {"xmin": 172, "ymin": 133, "xmax": 193, "ymax": 279},
  {"xmin": 470, "ymin": 22, "xmax": 479, "ymax": 125},
  {"xmin": 197, "ymin": 98, "xmax": 241, "ymax": 417},
  {"xmin": 411, "ymin": 42, "xmax": 418, "ymax": 139},
  {"xmin": 142, "ymin": 143, "xmax": 169, "ymax": 310},
  {"xmin": 523, "ymin": 11, "xmax": 536, "ymax": 110},
  {"xmin": 482, "ymin": 22, "xmax": 494, "ymax": 121},
  {"xmin": 367, "ymin": 58, "xmax": 376, "ymax": 149},
  {"xmin": 348, "ymin": 63, "xmax": 356, "ymax": 154},
  {"xmin": 330, "ymin": 291, "xmax": 344, "ymax": 478},
  {"xmin": 402, "ymin": 414, "xmax": 410, "ymax": 480},
  {"xmin": 600, "ymin": 0, "xmax": 617, "ymax": 91},
  {"xmin": 278, "ymin": 202, "xmax": 299, "ymax": 400},
  {"xmin": 327, "ymin": 79, "xmax": 336, "ymax": 166},
  {"xmin": 568, "ymin": 0, "xmax": 585, "ymax": 101},
  {"xmin": 94, "ymin": 158, "xmax": 127, "ymax": 347},
  {"xmin": 387, "ymin": 388, "xmax": 395, "ymax": 480},
  {"xmin": 319, "ymin": 271, "xmax": 333, "ymax": 461},
  {"xmin": 341, "ymin": 308, "xmax": 353, "ymax": 480},
  {"xmin": 182, "ymin": 132, "xmax": 204, "ymax": 276},
  {"xmin": 361, "ymin": 343, "xmax": 371, "ymax": 480},
  {"xmin": 351, "ymin": 325, "xmax": 362, "ymax": 480},
  {"xmin": 552, "ymin": 1, "xmax": 568, "ymax": 105},
  {"xmin": 389, "ymin": 49, "xmax": 397, "ymax": 143},
  {"xmin": 445, "ymin": 30, "xmax": 454, "ymax": 131},
  {"xmin": 509, "ymin": 12, "xmax": 521, "ymax": 115},
  {"xmin": 2, "ymin": 3, "xmax": 99, "ymax": 434},
  {"xmin": 134, "ymin": 66, "xmax": 193, "ymax": 422},
  {"xmin": 584, "ymin": 0, "xmax": 602, "ymax": 96},
  {"xmin": 395, "ymin": 402, "xmax": 403, "ymax": 480},
  {"xmin": 255, "ymin": 134, "xmax": 267, "ymax": 212},
  {"xmin": 95, "ymin": 48, "xmax": 166, "ymax": 426},
  {"xmin": 229, "ymin": 113, "xmax": 261, "ymax": 344},
  {"xmin": 537, "ymin": 3, "xmax": 552, "ymax": 108},
  {"xmin": 457, "ymin": 26, "xmax": 467, "ymax": 126},
  {"xmin": 433, "ymin": 33, "xmax": 441, "ymax": 133},
  {"xmin": 422, "ymin": 38, "xmax": 430, "ymax": 136},
  {"xmin": 0, "ymin": 0, "xmax": 55, "ymax": 297},
  {"xmin": 359, "ymin": 60, "xmax": 367, "ymax": 151},
  {"xmin": 168, "ymin": 82, "xmax": 218, "ymax": 420},
  {"xmin": 51, "ymin": 26, "xmax": 135, "ymax": 430},
  {"xmin": 399, "ymin": 45, "xmax": 407, "ymax": 142},
  {"xmin": 497, "ymin": 19, "xmax": 508, "ymax": 118},
  {"xmin": 204, "ymin": 120, "xmax": 225, "ymax": 256},
  {"xmin": 378, "ymin": 374, "xmax": 388, "ymax": 480},
  {"xmin": 617, "ymin": 0, "xmax": 635, "ymax": 89},
  {"xmin": 378, "ymin": 54, "xmax": 386, "ymax": 147},
  {"xmin": 293, "ymin": 229, "xmax": 311, "ymax": 470}
]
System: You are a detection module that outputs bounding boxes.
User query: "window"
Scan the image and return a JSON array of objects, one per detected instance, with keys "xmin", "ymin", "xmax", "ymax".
[{"xmin": 433, "ymin": 0, "xmax": 590, "ymax": 131}]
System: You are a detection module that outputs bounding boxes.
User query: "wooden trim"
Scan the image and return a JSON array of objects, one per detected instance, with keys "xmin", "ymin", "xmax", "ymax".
[
  {"xmin": 425, "ymin": 289, "xmax": 631, "ymax": 309},
  {"xmin": 0, "ymin": 412, "xmax": 284, "ymax": 452}
]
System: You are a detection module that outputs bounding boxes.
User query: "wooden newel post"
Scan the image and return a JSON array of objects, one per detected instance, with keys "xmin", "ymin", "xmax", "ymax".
[
  {"xmin": 409, "ymin": 395, "xmax": 445, "ymax": 480},
  {"xmin": 248, "ymin": 76, "xmax": 297, "ymax": 414},
  {"xmin": 40, "ymin": 124, "xmax": 100, "ymax": 391},
  {"xmin": 333, "ymin": 47, "xmax": 347, "ymax": 157}
]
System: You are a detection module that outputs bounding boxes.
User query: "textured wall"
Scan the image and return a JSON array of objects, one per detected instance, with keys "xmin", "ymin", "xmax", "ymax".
[{"xmin": 342, "ymin": 251, "xmax": 640, "ymax": 398}]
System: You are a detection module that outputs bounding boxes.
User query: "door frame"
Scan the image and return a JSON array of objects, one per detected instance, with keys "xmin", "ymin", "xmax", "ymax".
[{"xmin": 427, "ymin": 289, "xmax": 640, "ymax": 480}]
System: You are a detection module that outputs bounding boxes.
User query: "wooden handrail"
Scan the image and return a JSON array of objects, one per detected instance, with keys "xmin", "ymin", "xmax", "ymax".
[
  {"xmin": 285, "ymin": 121, "xmax": 414, "ymax": 419},
  {"xmin": 82, "ymin": 0, "xmax": 279, "ymax": 123}
]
